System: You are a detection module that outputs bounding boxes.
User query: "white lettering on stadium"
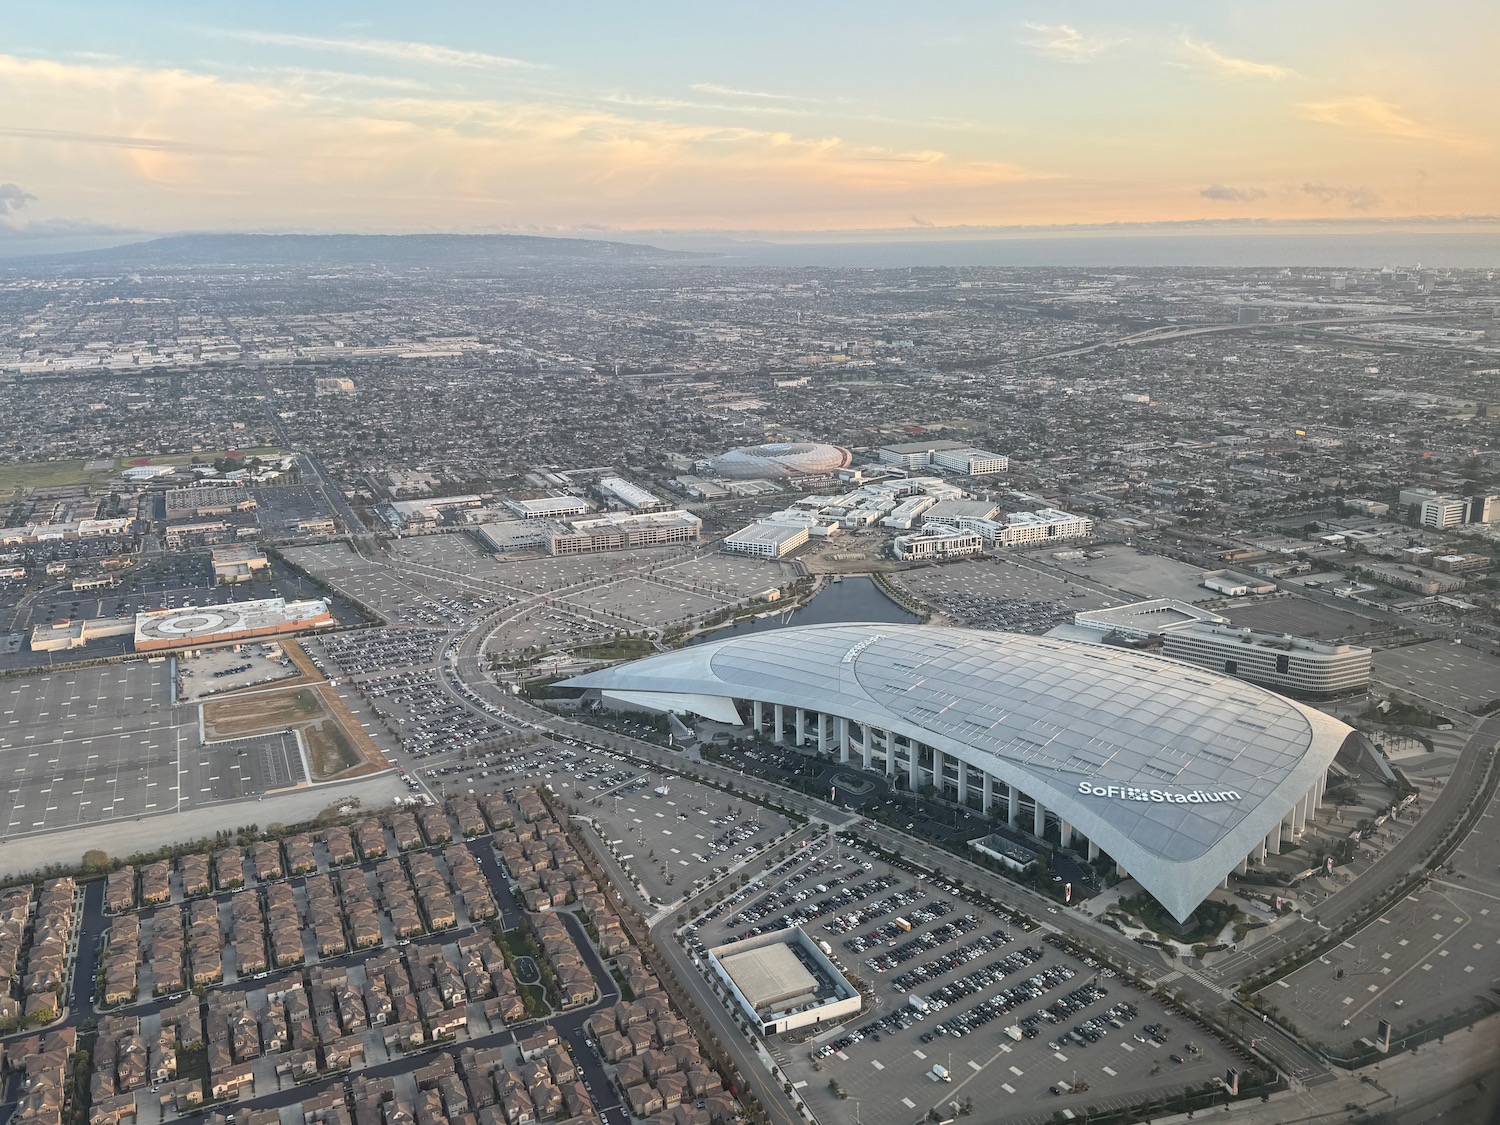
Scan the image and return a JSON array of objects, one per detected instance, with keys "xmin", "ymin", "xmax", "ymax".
[
  {"xmin": 842, "ymin": 634, "xmax": 885, "ymax": 663},
  {"xmin": 1076, "ymin": 781, "xmax": 1242, "ymax": 804}
]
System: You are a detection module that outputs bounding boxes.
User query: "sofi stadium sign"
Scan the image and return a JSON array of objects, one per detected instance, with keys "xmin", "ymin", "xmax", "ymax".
[{"xmin": 1078, "ymin": 782, "xmax": 1242, "ymax": 804}]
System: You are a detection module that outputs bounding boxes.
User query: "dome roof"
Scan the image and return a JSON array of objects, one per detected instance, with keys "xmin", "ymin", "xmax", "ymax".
[
  {"xmin": 562, "ymin": 623, "xmax": 1353, "ymax": 921},
  {"xmin": 709, "ymin": 442, "xmax": 851, "ymax": 479}
]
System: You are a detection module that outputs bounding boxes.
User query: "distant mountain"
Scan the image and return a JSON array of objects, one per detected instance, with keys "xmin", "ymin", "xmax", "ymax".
[{"xmin": 31, "ymin": 231, "xmax": 709, "ymax": 269}]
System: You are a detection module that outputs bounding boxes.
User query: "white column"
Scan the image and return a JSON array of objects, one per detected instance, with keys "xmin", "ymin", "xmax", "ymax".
[
  {"xmin": 794, "ymin": 708, "xmax": 806, "ymax": 747},
  {"xmin": 908, "ymin": 743, "xmax": 920, "ymax": 792},
  {"xmin": 1236, "ymin": 856, "xmax": 1249, "ymax": 875},
  {"xmin": 982, "ymin": 773, "xmax": 994, "ymax": 816},
  {"xmin": 1254, "ymin": 840, "xmax": 1267, "ymax": 863},
  {"xmin": 1293, "ymin": 792, "xmax": 1308, "ymax": 836},
  {"xmin": 956, "ymin": 764, "xmax": 968, "ymax": 807},
  {"xmin": 839, "ymin": 717, "xmax": 851, "ymax": 765},
  {"xmin": 1033, "ymin": 799, "xmax": 1045, "ymax": 838},
  {"xmin": 818, "ymin": 713, "xmax": 830, "ymax": 756},
  {"xmin": 1007, "ymin": 787, "xmax": 1020, "ymax": 828},
  {"xmin": 772, "ymin": 704, "xmax": 784, "ymax": 744},
  {"xmin": 862, "ymin": 726, "xmax": 873, "ymax": 771},
  {"xmin": 1060, "ymin": 820, "xmax": 1073, "ymax": 850},
  {"xmin": 882, "ymin": 731, "xmax": 894, "ymax": 778},
  {"xmin": 932, "ymin": 749, "xmax": 944, "ymax": 795},
  {"xmin": 1087, "ymin": 840, "xmax": 1100, "ymax": 862},
  {"xmin": 1265, "ymin": 827, "xmax": 1280, "ymax": 856},
  {"xmin": 751, "ymin": 700, "xmax": 762, "ymax": 734}
]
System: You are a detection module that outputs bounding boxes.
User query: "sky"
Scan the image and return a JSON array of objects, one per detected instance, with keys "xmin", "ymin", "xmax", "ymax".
[{"xmin": 2, "ymin": 1, "xmax": 1497, "ymax": 242}]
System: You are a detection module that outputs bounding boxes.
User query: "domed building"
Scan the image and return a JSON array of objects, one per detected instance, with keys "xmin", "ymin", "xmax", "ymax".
[
  {"xmin": 561, "ymin": 623, "xmax": 1353, "ymax": 922},
  {"xmin": 707, "ymin": 442, "xmax": 851, "ymax": 480}
]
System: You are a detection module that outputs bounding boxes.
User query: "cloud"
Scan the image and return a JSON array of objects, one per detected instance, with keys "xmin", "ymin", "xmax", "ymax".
[
  {"xmin": 910, "ymin": 216, "xmax": 935, "ymax": 227},
  {"xmin": 220, "ymin": 30, "xmax": 541, "ymax": 70},
  {"xmin": 0, "ymin": 182, "xmax": 36, "ymax": 214},
  {"xmin": 1179, "ymin": 37, "xmax": 1291, "ymax": 80},
  {"xmin": 0, "ymin": 126, "xmax": 251, "ymax": 155},
  {"xmin": 1020, "ymin": 23, "xmax": 1119, "ymax": 63},
  {"xmin": 1297, "ymin": 96, "xmax": 1433, "ymax": 141},
  {"xmin": 1200, "ymin": 184, "xmax": 1266, "ymax": 202},
  {"xmin": 0, "ymin": 52, "xmax": 1051, "ymax": 233},
  {"xmin": 690, "ymin": 83, "xmax": 805, "ymax": 102},
  {"xmin": 600, "ymin": 91, "xmax": 809, "ymax": 118},
  {"xmin": 1300, "ymin": 182, "xmax": 1381, "ymax": 210}
]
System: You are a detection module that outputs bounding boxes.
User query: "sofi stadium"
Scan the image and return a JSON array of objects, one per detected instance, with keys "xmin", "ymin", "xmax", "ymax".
[{"xmin": 560, "ymin": 624, "xmax": 1356, "ymax": 922}]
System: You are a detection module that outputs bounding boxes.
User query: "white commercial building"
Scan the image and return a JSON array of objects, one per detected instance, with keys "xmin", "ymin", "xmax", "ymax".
[
  {"xmin": 1161, "ymin": 623, "xmax": 1372, "ymax": 700},
  {"xmin": 596, "ymin": 476, "xmax": 661, "ymax": 510},
  {"xmin": 892, "ymin": 527, "xmax": 984, "ymax": 561},
  {"xmin": 723, "ymin": 522, "xmax": 810, "ymax": 559},
  {"xmin": 1073, "ymin": 599, "xmax": 1229, "ymax": 641},
  {"xmin": 706, "ymin": 927, "xmax": 861, "ymax": 1035},
  {"xmin": 877, "ymin": 439, "xmax": 971, "ymax": 471},
  {"xmin": 506, "ymin": 496, "xmax": 589, "ymax": 520},
  {"xmin": 1420, "ymin": 496, "xmax": 1468, "ymax": 530},
  {"xmin": 930, "ymin": 447, "xmax": 1009, "ymax": 475},
  {"xmin": 1201, "ymin": 569, "xmax": 1278, "ymax": 597},
  {"xmin": 563, "ymin": 624, "xmax": 1355, "ymax": 922},
  {"xmin": 993, "ymin": 508, "xmax": 1094, "ymax": 547},
  {"xmin": 880, "ymin": 496, "xmax": 938, "ymax": 530}
]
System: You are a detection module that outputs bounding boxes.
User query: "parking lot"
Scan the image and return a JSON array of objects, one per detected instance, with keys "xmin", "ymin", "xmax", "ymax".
[
  {"xmin": 1043, "ymin": 545, "xmax": 1214, "ymax": 604},
  {"xmin": 284, "ymin": 541, "xmax": 504, "ymax": 624},
  {"xmin": 0, "ymin": 662, "xmax": 305, "ymax": 838},
  {"xmin": 890, "ymin": 559, "xmax": 1116, "ymax": 633},
  {"xmin": 1371, "ymin": 640, "xmax": 1500, "ymax": 712},
  {"xmin": 178, "ymin": 641, "xmax": 301, "ymax": 702},
  {"xmin": 681, "ymin": 836, "xmax": 1247, "ymax": 1125},
  {"xmin": 561, "ymin": 576, "xmax": 726, "ymax": 629},
  {"xmin": 1224, "ymin": 597, "xmax": 1388, "ymax": 641},
  {"xmin": 1272, "ymin": 771, "xmax": 1500, "ymax": 1055}
]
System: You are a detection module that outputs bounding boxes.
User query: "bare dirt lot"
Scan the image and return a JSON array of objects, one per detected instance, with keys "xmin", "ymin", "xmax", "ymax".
[{"xmin": 204, "ymin": 687, "xmax": 326, "ymax": 738}]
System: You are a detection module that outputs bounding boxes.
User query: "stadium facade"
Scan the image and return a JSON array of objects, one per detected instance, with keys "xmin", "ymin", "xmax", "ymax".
[{"xmin": 561, "ymin": 624, "xmax": 1356, "ymax": 921}]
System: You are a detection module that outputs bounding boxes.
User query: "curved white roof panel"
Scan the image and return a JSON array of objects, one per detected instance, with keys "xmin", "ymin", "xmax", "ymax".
[
  {"xmin": 561, "ymin": 624, "xmax": 1352, "ymax": 920},
  {"xmin": 710, "ymin": 442, "xmax": 852, "ymax": 480}
]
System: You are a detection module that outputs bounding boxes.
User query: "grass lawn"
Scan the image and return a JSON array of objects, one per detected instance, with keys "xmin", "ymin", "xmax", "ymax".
[
  {"xmin": 573, "ymin": 636, "xmax": 657, "ymax": 660},
  {"xmin": 0, "ymin": 446, "xmax": 290, "ymax": 502},
  {"xmin": 304, "ymin": 720, "xmax": 361, "ymax": 779},
  {"xmin": 0, "ymin": 459, "xmax": 114, "ymax": 501}
]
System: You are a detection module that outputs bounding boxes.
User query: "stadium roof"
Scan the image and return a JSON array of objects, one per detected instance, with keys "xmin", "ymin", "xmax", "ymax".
[
  {"xmin": 562, "ymin": 624, "xmax": 1354, "ymax": 920},
  {"xmin": 709, "ymin": 442, "xmax": 852, "ymax": 480}
]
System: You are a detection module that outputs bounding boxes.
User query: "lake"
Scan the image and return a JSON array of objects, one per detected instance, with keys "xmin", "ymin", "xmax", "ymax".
[{"xmin": 692, "ymin": 575, "xmax": 919, "ymax": 644}]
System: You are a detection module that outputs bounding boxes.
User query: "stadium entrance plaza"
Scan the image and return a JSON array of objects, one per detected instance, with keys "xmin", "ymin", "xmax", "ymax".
[{"xmin": 0, "ymin": 660, "xmax": 307, "ymax": 842}]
